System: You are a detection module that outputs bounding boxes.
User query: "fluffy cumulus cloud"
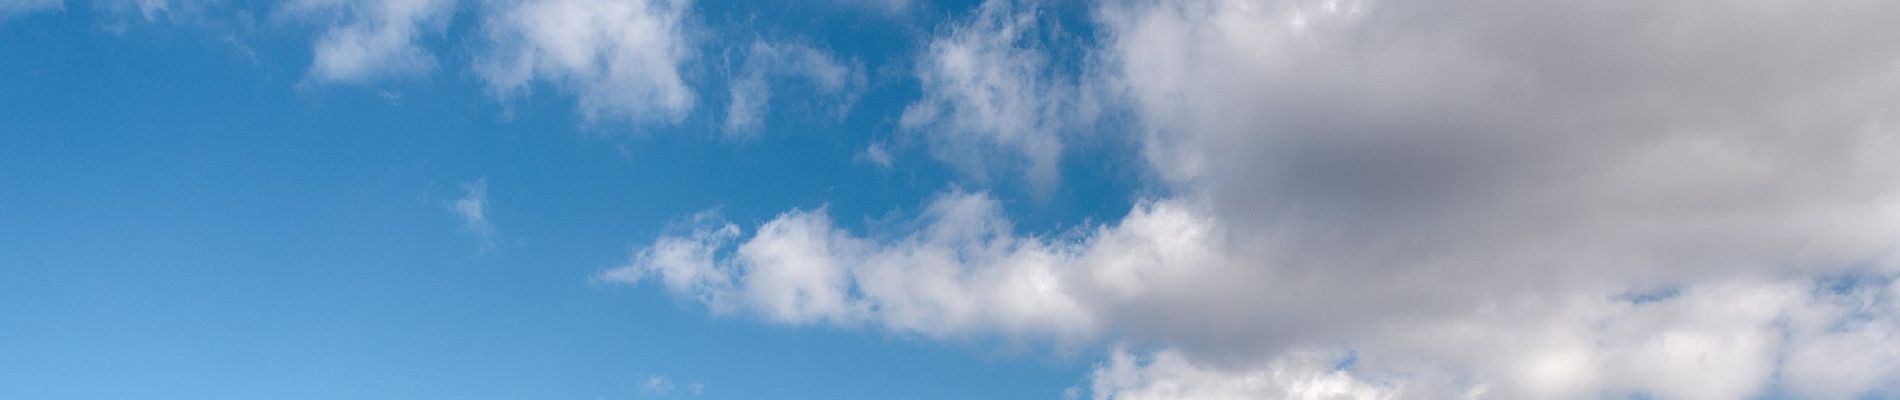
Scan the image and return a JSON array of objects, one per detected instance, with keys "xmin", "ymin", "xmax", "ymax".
[
  {"xmin": 899, "ymin": 0, "xmax": 1098, "ymax": 190},
  {"xmin": 723, "ymin": 40, "xmax": 863, "ymax": 137},
  {"xmin": 599, "ymin": 191, "xmax": 1109, "ymax": 343},
  {"xmin": 614, "ymin": 0, "xmax": 1900, "ymax": 398},
  {"xmin": 288, "ymin": 0, "xmax": 455, "ymax": 83},
  {"xmin": 476, "ymin": 0, "xmax": 696, "ymax": 124}
]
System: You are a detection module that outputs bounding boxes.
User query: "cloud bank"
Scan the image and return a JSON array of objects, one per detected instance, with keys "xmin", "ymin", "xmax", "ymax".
[
  {"xmin": 615, "ymin": 0, "xmax": 1900, "ymax": 398},
  {"xmin": 33, "ymin": 0, "xmax": 1898, "ymax": 397}
]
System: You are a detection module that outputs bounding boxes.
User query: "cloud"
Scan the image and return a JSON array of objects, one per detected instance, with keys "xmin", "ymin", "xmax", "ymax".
[
  {"xmin": 1087, "ymin": 347, "xmax": 1397, "ymax": 400},
  {"xmin": 1088, "ymin": 276, "xmax": 1900, "ymax": 399},
  {"xmin": 615, "ymin": 0, "xmax": 1900, "ymax": 397},
  {"xmin": 0, "ymin": 0, "xmax": 61, "ymax": 21},
  {"xmin": 1079, "ymin": 0, "xmax": 1900, "ymax": 396},
  {"xmin": 288, "ymin": 0, "xmax": 455, "ymax": 83},
  {"xmin": 723, "ymin": 40, "xmax": 863, "ymax": 137},
  {"xmin": 636, "ymin": 373, "xmax": 703, "ymax": 397},
  {"xmin": 1090, "ymin": 0, "xmax": 1900, "ymax": 346},
  {"xmin": 476, "ymin": 0, "xmax": 696, "ymax": 125},
  {"xmin": 899, "ymin": 0, "xmax": 1098, "ymax": 191},
  {"xmin": 643, "ymin": 374, "xmax": 673, "ymax": 393},
  {"xmin": 826, "ymin": 0, "xmax": 908, "ymax": 15},
  {"xmin": 602, "ymin": 191, "xmax": 1115, "ymax": 344},
  {"xmin": 451, "ymin": 178, "xmax": 496, "ymax": 249}
]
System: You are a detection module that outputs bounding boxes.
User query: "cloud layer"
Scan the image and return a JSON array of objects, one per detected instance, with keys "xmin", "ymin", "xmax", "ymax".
[
  {"xmin": 18, "ymin": 0, "xmax": 1898, "ymax": 398},
  {"xmin": 616, "ymin": 0, "xmax": 1900, "ymax": 398}
]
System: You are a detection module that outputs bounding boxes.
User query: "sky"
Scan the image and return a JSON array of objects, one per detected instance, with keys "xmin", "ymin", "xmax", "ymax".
[{"xmin": 3, "ymin": 0, "xmax": 1900, "ymax": 399}]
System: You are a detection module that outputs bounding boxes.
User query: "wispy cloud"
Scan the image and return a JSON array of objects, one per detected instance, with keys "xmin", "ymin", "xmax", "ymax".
[
  {"xmin": 639, "ymin": 374, "xmax": 704, "ymax": 397},
  {"xmin": 286, "ymin": 0, "xmax": 456, "ymax": 84},
  {"xmin": 0, "ymin": 0, "xmax": 61, "ymax": 21},
  {"xmin": 723, "ymin": 40, "xmax": 863, "ymax": 137},
  {"xmin": 476, "ymin": 0, "xmax": 697, "ymax": 125},
  {"xmin": 451, "ymin": 178, "xmax": 496, "ymax": 252}
]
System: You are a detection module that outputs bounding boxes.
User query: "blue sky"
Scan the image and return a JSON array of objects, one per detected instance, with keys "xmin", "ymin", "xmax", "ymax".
[
  {"xmin": 1, "ymin": 2, "xmax": 1100, "ymax": 398},
  {"xmin": 7, "ymin": 1, "xmax": 1900, "ymax": 399}
]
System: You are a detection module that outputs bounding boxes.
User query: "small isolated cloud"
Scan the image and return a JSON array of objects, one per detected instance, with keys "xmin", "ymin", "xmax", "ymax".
[
  {"xmin": 642, "ymin": 375, "xmax": 673, "ymax": 393},
  {"xmin": 451, "ymin": 178, "xmax": 496, "ymax": 250},
  {"xmin": 286, "ymin": 0, "xmax": 455, "ymax": 83},
  {"xmin": 637, "ymin": 374, "xmax": 704, "ymax": 397},
  {"xmin": 859, "ymin": 142, "xmax": 892, "ymax": 169},
  {"xmin": 476, "ymin": 0, "xmax": 697, "ymax": 125}
]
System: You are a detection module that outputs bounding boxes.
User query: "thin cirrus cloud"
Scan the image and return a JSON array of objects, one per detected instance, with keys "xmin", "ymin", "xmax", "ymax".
[{"xmin": 612, "ymin": 0, "xmax": 1900, "ymax": 398}]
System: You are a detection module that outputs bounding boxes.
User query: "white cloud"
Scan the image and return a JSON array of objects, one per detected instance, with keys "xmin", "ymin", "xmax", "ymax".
[
  {"xmin": 289, "ymin": 0, "xmax": 455, "ymax": 83},
  {"xmin": 722, "ymin": 40, "xmax": 862, "ymax": 137},
  {"xmin": 0, "ymin": 0, "xmax": 61, "ymax": 21},
  {"xmin": 1088, "ymin": 347, "xmax": 1397, "ymax": 400},
  {"xmin": 615, "ymin": 0, "xmax": 1900, "ymax": 398},
  {"xmin": 451, "ymin": 178, "xmax": 495, "ymax": 249},
  {"xmin": 603, "ymin": 191, "xmax": 1111, "ymax": 343},
  {"xmin": 899, "ymin": 0, "xmax": 1098, "ymax": 191},
  {"xmin": 476, "ymin": 0, "xmax": 696, "ymax": 125}
]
